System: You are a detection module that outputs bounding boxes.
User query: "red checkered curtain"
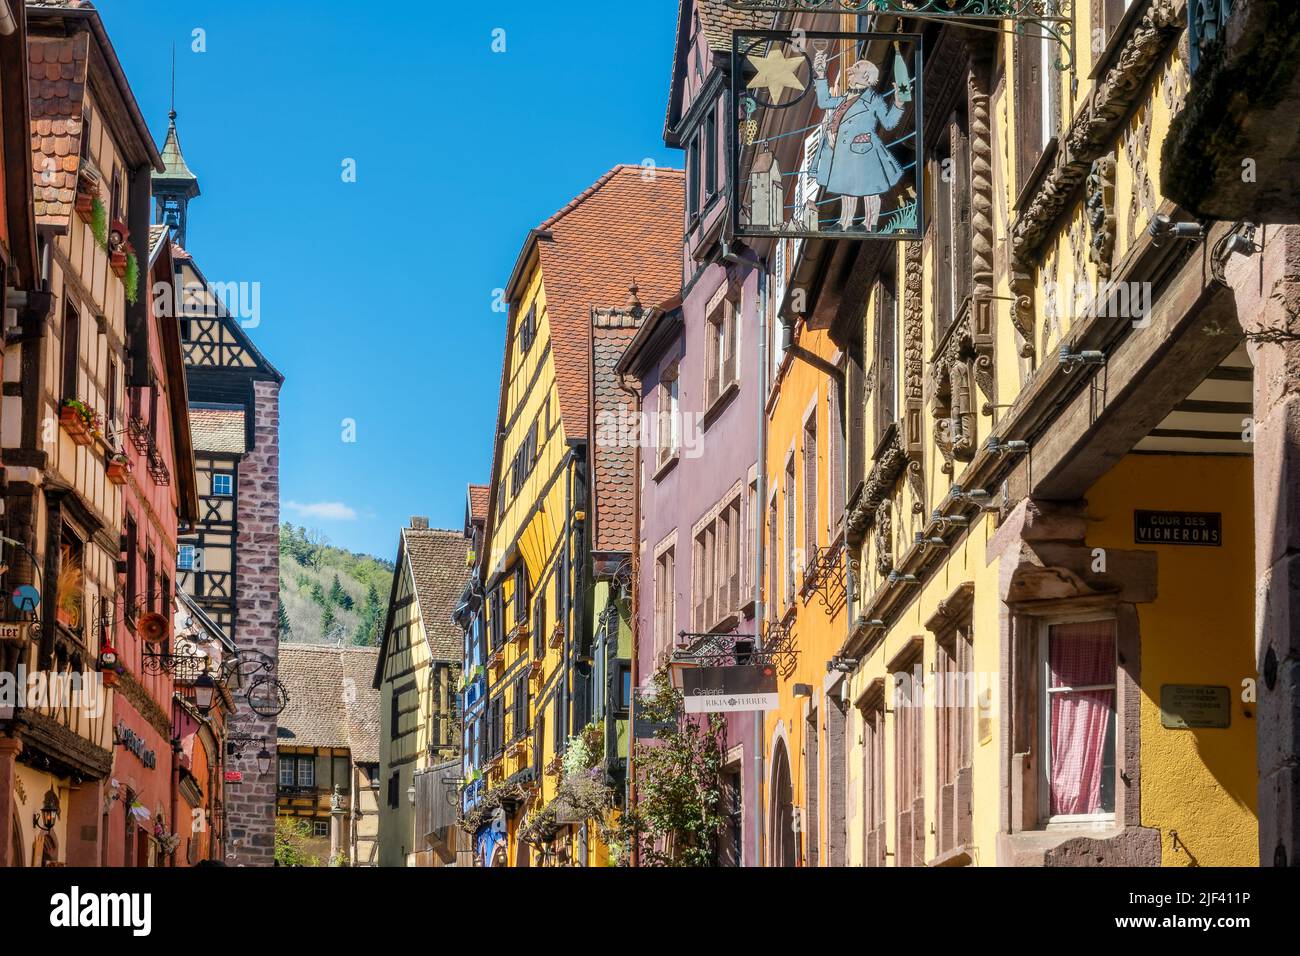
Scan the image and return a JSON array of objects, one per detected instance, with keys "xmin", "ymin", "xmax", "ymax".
[{"xmin": 1048, "ymin": 621, "xmax": 1116, "ymax": 816}]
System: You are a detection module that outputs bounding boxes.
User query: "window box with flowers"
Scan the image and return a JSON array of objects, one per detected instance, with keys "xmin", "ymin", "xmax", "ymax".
[
  {"xmin": 547, "ymin": 620, "xmax": 565, "ymax": 650},
  {"xmin": 59, "ymin": 399, "xmax": 100, "ymax": 446},
  {"xmin": 75, "ymin": 164, "xmax": 101, "ymax": 224},
  {"xmin": 106, "ymin": 452, "xmax": 131, "ymax": 485}
]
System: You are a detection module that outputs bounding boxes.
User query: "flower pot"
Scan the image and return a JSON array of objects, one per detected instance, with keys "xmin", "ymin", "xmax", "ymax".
[
  {"xmin": 110, "ymin": 249, "xmax": 128, "ymax": 278},
  {"xmin": 59, "ymin": 407, "xmax": 94, "ymax": 446},
  {"xmin": 102, "ymin": 670, "xmax": 119, "ymax": 688},
  {"xmin": 107, "ymin": 459, "xmax": 130, "ymax": 485},
  {"xmin": 75, "ymin": 191, "xmax": 96, "ymax": 224}
]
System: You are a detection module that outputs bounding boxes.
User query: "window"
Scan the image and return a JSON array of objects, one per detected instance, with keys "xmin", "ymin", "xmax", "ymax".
[
  {"xmin": 212, "ymin": 473, "xmax": 233, "ymax": 497},
  {"xmin": 488, "ymin": 588, "xmax": 504, "ymax": 650},
  {"xmin": 80, "ymin": 108, "xmax": 92, "ymax": 161},
  {"xmin": 519, "ymin": 304, "xmax": 537, "ymax": 354},
  {"xmin": 828, "ymin": 379, "xmax": 846, "ymax": 539},
  {"xmin": 704, "ymin": 104, "xmax": 718, "ymax": 200},
  {"xmin": 802, "ymin": 415, "xmax": 818, "ymax": 570},
  {"xmin": 533, "ymin": 588, "xmax": 547, "ymax": 659},
  {"xmin": 390, "ymin": 689, "xmax": 401, "ymax": 741},
  {"xmin": 497, "ymin": 477, "xmax": 506, "ymax": 518},
  {"xmin": 656, "ymin": 369, "xmax": 680, "ymax": 467},
  {"xmin": 894, "ymin": 648, "xmax": 925, "ymax": 867},
  {"xmin": 767, "ymin": 496, "xmax": 779, "ymax": 621},
  {"xmin": 512, "ymin": 674, "xmax": 529, "ymax": 741},
  {"xmin": 936, "ymin": 623, "xmax": 974, "ymax": 854},
  {"xmin": 653, "ymin": 546, "xmax": 675, "ymax": 658},
  {"xmin": 61, "ymin": 301, "xmax": 79, "ymax": 401},
  {"xmin": 860, "ymin": 691, "xmax": 886, "ymax": 866},
  {"xmin": 387, "ymin": 772, "xmax": 399, "ymax": 810},
  {"xmin": 687, "ymin": 132, "xmax": 700, "ymax": 221},
  {"xmin": 691, "ymin": 497, "xmax": 743, "ymax": 633},
  {"xmin": 1014, "ymin": 32, "xmax": 1060, "ymax": 197},
  {"xmin": 107, "ymin": 359, "xmax": 118, "ymax": 434},
  {"xmin": 706, "ymin": 298, "xmax": 738, "ymax": 408},
  {"xmin": 110, "ymin": 165, "xmax": 123, "ymax": 221},
  {"xmin": 512, "ymin": 565, "xmax": 529, "ymax": 630},
  {"xmin": 177, "ymin": 545, "xmax": 196, "ymax": 571},
  {"xmin": 1041, "ymin": 619, "xmax": 1117, "ymax": 822},
  {"xmin": 146, "ymin": 547, "xmax": 156, "ymax": 612},
  {"xmin": 312, "ymin": 820, "xmax": 329, "ymax": 838},
  {"xmin": 783, "ymin": 458, "xmax": 796, "ymax": 606},
  {"xmin": 297, "ymin": 758, "xmax": 315, "ymax": 789},
  {"xmin": 279, "ymin": 759, "xmax": 294, "ymax": 788},
  {"xmin": 124, "ymin": 514, "xmax": 138, "ymax": 619}
]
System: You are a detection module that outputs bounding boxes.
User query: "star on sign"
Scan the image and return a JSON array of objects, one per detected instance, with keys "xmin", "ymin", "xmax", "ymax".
[{"xmin": 746, "ymin": 48, "xmax": 805, "ymax": 103}]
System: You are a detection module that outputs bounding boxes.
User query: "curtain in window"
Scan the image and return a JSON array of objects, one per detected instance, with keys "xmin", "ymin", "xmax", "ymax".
[{"xmin": 1048, "ymin": 621, "xmax": 1115, "ymax": 816}]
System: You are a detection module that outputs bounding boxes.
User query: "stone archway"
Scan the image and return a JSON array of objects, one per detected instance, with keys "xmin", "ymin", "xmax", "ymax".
[{"xmin": 768, "ymin": 738, "xmax": 796, "ymax": 867}]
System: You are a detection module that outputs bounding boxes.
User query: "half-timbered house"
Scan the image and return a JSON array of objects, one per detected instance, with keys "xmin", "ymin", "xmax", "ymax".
[
  {"xmin": 374, "ymin": 520, "xmax": 466, "ymax": 866},
  {"xmin": 277, "ymin": 642, "xmax": 380, "ymax": 866},
  {"xmin": 2, "ymin": 0, "xmax": 162, "ymax": 867}
]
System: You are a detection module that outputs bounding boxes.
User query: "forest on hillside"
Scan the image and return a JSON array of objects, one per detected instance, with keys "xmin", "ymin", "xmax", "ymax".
[{"xmin": 278, "ymin": 523, "xmax": 394, "ymax": 646}]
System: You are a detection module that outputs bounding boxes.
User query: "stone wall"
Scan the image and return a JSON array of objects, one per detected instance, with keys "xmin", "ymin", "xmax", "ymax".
[{"xmin": 225, "ymin": 378, "xmax": 281, "ymax": 865}]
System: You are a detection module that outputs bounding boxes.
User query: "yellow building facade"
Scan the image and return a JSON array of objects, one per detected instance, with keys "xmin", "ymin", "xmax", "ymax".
[{"xmin": 747, "ymin": 1, "xmax": 1262, "ymax": 866}]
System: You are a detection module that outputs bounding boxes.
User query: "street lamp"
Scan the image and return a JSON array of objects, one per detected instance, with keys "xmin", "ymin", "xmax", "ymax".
[
  {"xmin": 193, "ymin": 672, "xmax": 216, "ymax": 715},
  {"xmin": 256, "ymin": 745, "xmax": 272, "ymax": 776},
  {"xmin": 406, "ymin": 783, "xmax": 416, "ymax": 806},
  {"xmin": 34, "ymin": 787, "xmax": 60, "ymax": 832}
]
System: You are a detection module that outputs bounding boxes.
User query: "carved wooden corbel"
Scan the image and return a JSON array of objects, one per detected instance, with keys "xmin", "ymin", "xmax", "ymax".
[
  {"xmin": 1085, "ymin": 156, "xmax": 1118, "ymax": 279},
  {"xmin": 875, "ymin": 500, "xmax": 894, "ymax": 577}
]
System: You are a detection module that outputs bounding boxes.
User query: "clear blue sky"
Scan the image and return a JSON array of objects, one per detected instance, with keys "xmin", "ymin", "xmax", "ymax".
[{"xmin": 96, "ymin": 0, "xmax": 682, "ymax": 559}]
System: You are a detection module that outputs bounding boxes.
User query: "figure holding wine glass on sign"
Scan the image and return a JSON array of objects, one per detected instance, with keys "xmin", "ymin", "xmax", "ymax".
[{"xmin": 812, "ymin": 48, "xmax": 907, "ymax": 233}]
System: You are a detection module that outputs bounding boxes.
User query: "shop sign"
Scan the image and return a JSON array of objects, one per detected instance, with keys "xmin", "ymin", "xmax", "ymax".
[
  {"xmin": 0, "ymin": 622, "xmax": 26, "ymax": 642},
  {"xmin": 224, "ymin": 770, "xmax": 243, "ymax": 784},
  {"xmin": 1160, "ymin": 685, "xmax": 1231, "ymax": 729},
  {"xmin": 682, "ymin": 665, "xmax": 778, "ymax": 714},
  {"xmin": 115, "ymin": 721, "xmax": 157, "ymax": 769},
  {"xmin": 732, "ymin": 30, "xmax": 924, "ymax": 243},
  {"xmin": 1134, "ymin": 510, "xmax": 1222, "ymax": 546}
]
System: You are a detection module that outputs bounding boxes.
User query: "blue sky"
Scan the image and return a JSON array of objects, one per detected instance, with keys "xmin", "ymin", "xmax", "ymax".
[{"xmin": 96, "ymin": 0, "xmax": 682, "ymax": 559}]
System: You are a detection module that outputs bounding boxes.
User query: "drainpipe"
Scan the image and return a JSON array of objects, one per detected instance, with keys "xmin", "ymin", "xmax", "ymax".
[
  {"xmin": 721, "ymin": 240, "xmax": 766, "ymax": 867},
  {"xmin": 616, "ymin": 370, "xmax": 642, "ymax": 867}
]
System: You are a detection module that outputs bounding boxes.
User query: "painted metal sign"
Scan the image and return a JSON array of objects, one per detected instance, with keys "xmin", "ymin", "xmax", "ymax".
[
  {"xmin": 1134, "ymin": 510, "xmax": 1222, "ymax": 546},
  {"xmin": 732, "ymin": 31, "xmax": 923, "ymax": 243},
  {"xmin": 682, "ymin": 665, "xmax": 779, "ymax": 714}
]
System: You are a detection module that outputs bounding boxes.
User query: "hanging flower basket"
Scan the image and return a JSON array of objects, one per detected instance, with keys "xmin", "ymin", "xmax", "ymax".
[
  {"xmin": 59, "ymin": 399, "xmax": 99, "ymax": 446},
  {"xmin": 106, "ymin": 453, "xmax": 131, "ymax": 485}
]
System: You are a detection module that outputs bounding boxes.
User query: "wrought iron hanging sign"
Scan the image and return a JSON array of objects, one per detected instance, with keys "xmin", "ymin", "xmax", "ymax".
[
  {"xmin": 725, "ymin": 1, "xmax": 1074, "ymax": 70},
  {"xmin": 732, "ymin": 30, "xmax": 924, "ymax": 242}
]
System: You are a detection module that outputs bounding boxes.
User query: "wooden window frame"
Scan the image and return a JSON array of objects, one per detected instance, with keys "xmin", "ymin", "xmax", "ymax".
[{"xmin": 1037, "ymin": 613, "xmax": 1119, "ymax": 827}]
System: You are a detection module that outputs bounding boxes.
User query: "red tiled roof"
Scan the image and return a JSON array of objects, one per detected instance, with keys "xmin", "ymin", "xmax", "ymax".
[
  {"xmin": 401, "ymin": 528, "xmax": 469, "ymax": 662},
  {"xmin": 468, "ymin": 484, "xmax": 490, "ymax": 524},
  {"xmin": 533, "ymin": 165, "xmax": 684, "ymax": 442},
  {"xmin": 591, "ymin": 306, "xmax": 643, "ymax": 553},
  {"xmin": 28, "ymin": 33, "xmax": 90, "ymax": 229},
  {"xmin": 277, "ymin": 643, "xmax": 381, "ymax": 763}
]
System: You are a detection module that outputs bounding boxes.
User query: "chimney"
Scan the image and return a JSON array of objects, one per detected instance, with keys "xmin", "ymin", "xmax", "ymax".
[{"xmin": 410, "ymin": 516, "xmax": 429, "ymax": 530}]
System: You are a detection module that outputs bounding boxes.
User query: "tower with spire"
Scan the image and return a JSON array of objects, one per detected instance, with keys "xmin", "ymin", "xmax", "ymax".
[{"xmin": 153, "ymin": 109, "xmax": 200, "ymax": 247}]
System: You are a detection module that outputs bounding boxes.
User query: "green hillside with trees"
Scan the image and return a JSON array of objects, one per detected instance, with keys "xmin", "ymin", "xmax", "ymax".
[{"xmin": 278, "ymin": 523, "xmax": 394, "ymax": 646}]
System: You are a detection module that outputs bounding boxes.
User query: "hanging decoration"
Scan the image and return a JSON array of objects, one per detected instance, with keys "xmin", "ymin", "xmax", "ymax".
[{"xmin": 732, "ymin": 30, "xmax": 924, "ymax": 242}]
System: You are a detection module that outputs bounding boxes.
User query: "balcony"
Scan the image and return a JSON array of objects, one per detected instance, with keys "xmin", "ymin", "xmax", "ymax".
[{"xmin": 1163, "ymin": 0, "xmax": 1300, "ymax": 221}]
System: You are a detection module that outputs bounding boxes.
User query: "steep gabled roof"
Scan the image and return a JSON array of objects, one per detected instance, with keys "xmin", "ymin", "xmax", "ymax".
[
  {"xmin": 278, "ymin": 643, "xmax": 381, "ymax": 763},
  {"xmin": 664, "ymin": 0, "xmax": 768, "ymax": 142},
  {"xmin": 374, "ymin": 526, "xmax": 469, "ymax": 687},
  {"xmin": 480, "ymin": 167, "xmax": 684, "ymax": 576},
  {"xmin": 523, "ymin": 164, "xmax": 684, "ymax": 445}
]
